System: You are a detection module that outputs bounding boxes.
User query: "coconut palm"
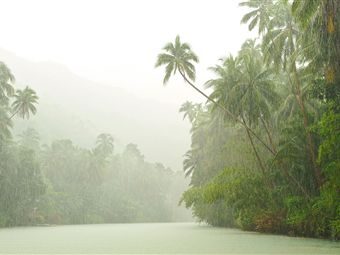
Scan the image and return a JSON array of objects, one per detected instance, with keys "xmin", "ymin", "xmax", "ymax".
[
  {"xmin": 94, "ymin": 133, "xmax": 114, "ymax": 157},
  {"xmin": 240, "ymin": 0, "xmax": 274, "ymax": 34},
  {"xmin": 236, "ymin": 40, "xmax": 279, "ymax": 165},
  {"xmin": 261, "ymin": 2, "xmax": 301, "ymax": 70},
  {"xmin": 0, "ymin": 62, "xmax": 15, "ymax": 106},
  {"xmin": 0, "ymin": 107, "xmax": 12, "ymax": 140},
  {"xmin": 207, "ymin": 40, "xmax": 279, "ymax": 176},
  {"xmin": 155, "ymin": 35, "xmax": 199, "ymax": 85},
  {"xmin": 10, "ymin": 86, "xmax": 38, "ymax": 119},
  {"xmin": 179, "ymin": 101, "xmax": 204, "ymax": 126},
  {"xmin": 183, "ymin": 149, "xmax": 198, "ymax": 178},
  {"xmin": 156, "ymin": 35, "xmax": 273, "ymax": 155},
  {"xmin": 206, "ymin": 41, "xmax": 278, "ymax": 148},
  {"xmin": 205, "ymin": 55, "xmax": 240, "ymax": 117},
  {"xmin": 266, "ymin": 2, "xmax": 322, "ymax": 188},
  {"xmin": 0, "ymin": 62, "xmax": 15, "ymax": 140},
  {"xmin": 233, "ymin": 40, "xmax": 279, "ymax": 127},
  {"xmin": 292, "ymin": 0, "xmax": 340, "ymax": 85},
  {"xmin": 243, "ymin": 0, "xmax": 322, "ymax": 189},
  {"xmin": 276, "ymin": 80, "xmax": 321, "ymax": 124}
]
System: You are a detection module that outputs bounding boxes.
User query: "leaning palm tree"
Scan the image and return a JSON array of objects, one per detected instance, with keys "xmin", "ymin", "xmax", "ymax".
[
  {"xmin": 155, "ymin": 35, "xmax": 273, "ymax": 155},
  {"xmin": 10, "ymin": 86, "xmax": 38, "ymax": 119},
  {"xmin": 155, "ymin": 35, "xmax": 199, "ymax": 86}
]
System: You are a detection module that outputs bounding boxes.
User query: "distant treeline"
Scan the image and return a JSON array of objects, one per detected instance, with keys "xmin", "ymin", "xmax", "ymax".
[
  {"xmin": 0, "ymin": 130, "xmax": 189, "ymax": 226},
  {"xmin": 156, "ymin": 0, "xmax": 339, "ymax": 239},
  {"xmin": 0, "ymin": 65, "xmax": 189, "ymax": 226}
]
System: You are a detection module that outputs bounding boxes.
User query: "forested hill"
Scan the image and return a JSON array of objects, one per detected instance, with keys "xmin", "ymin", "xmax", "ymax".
[{"xmin": 0, "ymin": 48, "xmax": 189, "ymax": 170}]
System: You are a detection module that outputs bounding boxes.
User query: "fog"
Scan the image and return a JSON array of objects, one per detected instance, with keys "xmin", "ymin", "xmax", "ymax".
[
  {"xmin": 0, "ymin": 0, "xmax": 251, "ymax": 102},
  {"xmin": 0, "ymin": 0, "xmax": 253, "ymax": 171},
  {"xmin": 1, "ymin": 0, "xmax": 339, "ymax": 252},
  {"xmin": 0, "ymin": 0, "xmax": 252, "ymax": 226}
]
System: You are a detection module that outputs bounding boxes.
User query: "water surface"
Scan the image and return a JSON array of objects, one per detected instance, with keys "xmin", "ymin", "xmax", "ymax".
[{"xmin": 0, "ymin": 223, "xmax": 339, "ymax": 254}]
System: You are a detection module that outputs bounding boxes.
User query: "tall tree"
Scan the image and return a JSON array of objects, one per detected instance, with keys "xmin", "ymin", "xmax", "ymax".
[
  {"xmin": 292, "ymin": 0, "xmax": 340, "ymax": 87},
  {"xmin": 206, "ymin": 40, "xmax": 279, "ymax": 179},
  {"xmin": 0, "ymin": 62, "xmax": 15, "ymax": 106},
  {"xmin": 0, "ymin": 62, "xmax": 15, "ymax": 140},
  {"xmin": 94, "ymin": 133, "xmax": 114, "ymax": 158},
  {"xmin": 241, "ymin": 0, "xmax": 322, "ymax": 189},
  {"xmin": 179, "ymin": 101, "xmax": 199, "ymax": 124},
  {"xmin": 10, "ymin": 86, "xmax": 38, "ymax": 119},
  {"xmin": 155, "ymin": 35, "xmax": 199, "ymax": 85},
  {"xmin": 156, "ymin": 35, "xmax": 274, "ymax": 155},
  {"xmin": 240, "ymin": 0, "xmax": 274, "ymax": 34},
  {"xmin": 0, "ymin": 107, "xmax": 12, "ymax": 140}
]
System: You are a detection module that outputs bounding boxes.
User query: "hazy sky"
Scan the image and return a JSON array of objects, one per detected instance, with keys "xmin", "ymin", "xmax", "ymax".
[{"xmin": 0, "ymin": 0, "xmax": 254, "ymax": 105}]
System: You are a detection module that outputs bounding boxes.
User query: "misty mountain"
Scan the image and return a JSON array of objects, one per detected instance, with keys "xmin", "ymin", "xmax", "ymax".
[{"xmin": 0, "ymin": 48, "xmax": 190, "ymax": 170}]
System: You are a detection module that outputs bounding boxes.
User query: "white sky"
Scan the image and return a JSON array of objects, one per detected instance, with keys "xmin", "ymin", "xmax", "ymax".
[{"xmin": 0, "ymin": 0, "xmax": 254, "ymax": 105}]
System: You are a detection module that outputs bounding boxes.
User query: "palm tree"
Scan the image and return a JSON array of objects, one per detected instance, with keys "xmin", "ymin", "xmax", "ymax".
[
  {"xmin": 205, "ymin": 55, "xmax": 240, "ymax": 117},
  {"xmin": 10, "ymin": 86, "xmax": 38, "ymax": 119},
  {"xmin": 261, "ymin": 2, "xmax": 300, "ymax": 70},
  {"xmin": 155, "ymin": 35, "xmax": 199, "ymax": 85},
  {"xmin": 94, "ymin": 133, "xmax": 114, "ymax": 157},
  {"xmin": 0, "ymin": 62, "xmax": 15, "ymax": 140},
  {"xmin": 206, "ymin": 40, "xmax": 279, "ymax": 177},
  {"xmin": 0, "ymin": 62, "xmax": 15, "ymax": 106},
  {"xmin": 292, "ymin": 0, "xmax": 340, "ymax": 85},
  {"xmin": 240, "ymin": 0, "xmax": 274, "ymax": 34},
  {"xmin": 237, "ymin": 40, "xmax": 279, "ymax": 176},
  {"xmin": 179, "ymin": 101, "xmax": 204, "ymax": 126},
  {"xmin": 276, "ymin": 79, "xmax": 321, "ymax": 123},
  {"xmin": 0, "ymin": 107, "xmax": 12, "ymax": 140},
  {"xmin": 183, "ymin": 149, "xmax": 198, "ymax": 178},
  {"xmin": 242, "ymin": 0, "xmax": 322, "ymax": 189},
  {"xmin": 233, "ymin": 40, "xmax": 279, "ymax": 128},
  {"xmin": 155, "ymin": 35, "xmax": 273, "ymax": 155}
]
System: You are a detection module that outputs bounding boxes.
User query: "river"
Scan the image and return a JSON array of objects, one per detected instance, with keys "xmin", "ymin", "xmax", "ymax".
[{"xmin": 0, "ymin": 222, "xmax": 339, "ymax": 254}]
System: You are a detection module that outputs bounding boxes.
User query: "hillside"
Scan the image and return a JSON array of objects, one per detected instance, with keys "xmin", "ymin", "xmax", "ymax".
[{"xmin": 0, "ymin": 48, "xmax": 190, "ymax": 170}]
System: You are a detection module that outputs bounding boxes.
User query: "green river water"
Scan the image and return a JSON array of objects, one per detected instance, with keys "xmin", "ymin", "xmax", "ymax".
[{"xmin": 0, "ymin": 223, "xmax": 339, "ymax": 254}]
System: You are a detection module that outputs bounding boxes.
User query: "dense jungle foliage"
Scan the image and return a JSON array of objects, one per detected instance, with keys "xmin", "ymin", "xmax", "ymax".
[
  {"xmin": 1, "ymin": 0, "xmax": 339, "ymax": 241},
  {"xmin": 0, "ymin": 70, "xmax": 187, "ymax": 226},
  {"xmin": 156, "ymin": 0, "xmax": 339, "ymax": 239}
]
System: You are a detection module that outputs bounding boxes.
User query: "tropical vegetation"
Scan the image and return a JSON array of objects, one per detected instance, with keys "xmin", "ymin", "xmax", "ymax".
[
  {"xmin": 0, "ymin": 63, "xmax": 189, "ymax": 226},
  {"xmin": 156, "ymin": 0, "xmax": 339, "ymax": 239}
]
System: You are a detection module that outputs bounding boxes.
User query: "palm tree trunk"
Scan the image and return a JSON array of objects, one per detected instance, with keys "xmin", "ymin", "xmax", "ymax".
[
  {"xmin": 284, "ymin": 23, "xmax": 322, "ymax": 189},
  {"xmin": 178, "ymin": 69, "xmax": 276, "ymax": 155},
  {"xmin": 241, "ymin": 115, "xmax": 274, "ymax": 189},
  {"xmin": 279, "ymin": 160, "xmax": 311, "ymax": 200},
  {"xmin": 9, "ymin": 109, "xmax": 19, "ymax": 120},
  {"xmin": 241, "ymin": 116, "xmax": 266, "ymax": 174},
  {"xmin": 291, "ymin": 63, "xmax": 323, "ymax": 189},
  {"xmin": 264, "ymin": 115, "xmax": 311, "ymax": 198},
  {"xmin": 260, "ymin": 115, "xmax": 277, "ymax": 153}
]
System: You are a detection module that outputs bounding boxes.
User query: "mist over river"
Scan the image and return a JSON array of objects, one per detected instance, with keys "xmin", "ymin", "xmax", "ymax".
[
  {"xmin": 0, "ymin": 223, "xmax": 339, "ymax": 254},
  {"xmin": 0, "ymin": 0, "xmax": 340, "ymax": 252}
]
